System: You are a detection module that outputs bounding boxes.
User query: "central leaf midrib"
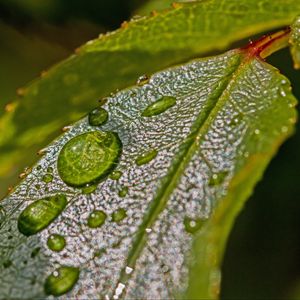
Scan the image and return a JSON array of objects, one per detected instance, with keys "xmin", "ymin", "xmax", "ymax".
[{"xmin": 116, "ymin": 51, "xmax": 248, "ymax": 295}]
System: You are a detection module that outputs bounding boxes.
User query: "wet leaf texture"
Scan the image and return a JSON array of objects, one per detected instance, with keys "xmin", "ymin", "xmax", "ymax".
[{"xmin": 0, "ymin": 47, "xmax": 296, "ymax": 299}]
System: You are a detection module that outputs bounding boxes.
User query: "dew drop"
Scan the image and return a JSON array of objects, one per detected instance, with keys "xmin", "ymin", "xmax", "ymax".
[
  {"xmin": 145, "ymin": 228, "xmax": 152, "ymax": 233},
  {"xmin": 136, "ymin": 74, "xmax": 149, "ymax": 86},
  {"xmin": 254, "ymin": 129, "xmax": 260, "ymax": 135},
  {"xmin": 113, "ymin": 282, "xmax": 126, "ymax": 299},
  {"xmin": 44, "ymin": 266, "xmax": 80, "ymax": 296},
  {"xmin": 42, "ymin": 173, "xmax": 53, "ymax": 183},
  {"xmin": 109, "ymin": 170, "xmax": 123, "ymax": 180},
  {"xmin": 82, "ymin": 183, "xmax": 98, "ymax": 194},
  {"xmin": 118, "ymin": 186, "xmax": 128, "ymax": 198},
  {"xmin": 229, "ymin": 113, "xmax": 244, "ymax": 126},
  {"xmin": 125, "ymin": 266, "xmax": 133, "ymax": 274},
  {"xmin": 141, "ymin": 96, "xmax": 177, "ymax": 117},
  {"xmin": 3, "ymin": 260, "xmax": 12, "ymax": 269},
  {"xmin": 17, "ymin": 194, "xmax": 67, "ymax": 236},
  {"xmin": 47, "ymin": 234, "xmax": 66, "ymax": 252},
  {"xmin": 281, "ymin": 126, "xmax": 289, "ymax": 133},
  {"xmin": 88, "ymin": 107, "xmax": 109, "ymax": 126},
  {"xmin": 208, "ymin": 171, "xmax": 229, "ymax": 186},
  {"xmin": 87, "ymin": 210, "xmax": 107, "ymax": 228},
  {"xmin": 184, "ymin": 216, "xmax": 205, "ymax": 234},
  {"xmin": 112, "ymin": 208, "xmax": 127, "ymax": 223},
  {"xmin": 57, "ymin": 131, "xmax": 122, "ymax": 187},
  {"xmin": 135, "ymin": 149, "xmax": 158, "ymax": 166}
]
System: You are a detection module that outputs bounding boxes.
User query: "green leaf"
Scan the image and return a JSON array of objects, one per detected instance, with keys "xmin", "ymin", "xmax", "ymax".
[
  {"xmin": 290, "ymin": 15, "xmax": 300, "ymax": 69},
  {"xmin": 1, "ymin": 0, "xmax": 300, "ymax": 196},
  {"xmin": 0, "ymin": 44, "xmax": 296, "ymax": 298}
]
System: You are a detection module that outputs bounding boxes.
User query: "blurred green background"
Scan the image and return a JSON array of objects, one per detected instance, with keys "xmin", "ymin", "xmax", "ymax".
[{"xmin": 0, "ymin": 1, "xmax": 299, "ymax": 299}]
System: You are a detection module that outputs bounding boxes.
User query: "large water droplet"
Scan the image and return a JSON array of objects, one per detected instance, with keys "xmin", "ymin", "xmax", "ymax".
[
  {"xmin": 208, "ymin": 171, "xmax": 229, "ymax": 186},
  {"xmin": 135, "ymin": 149, "xmax": 158, "ymax": 166},
  {"xmin": 141, "ymin": 96, "xmax": 176, "ymax": 117},
  {"xmin": 88, "ymin": 107, "xmax": 109, "ymax": 126},
  {"xmin": 87, "ymin": 210, "xmax": 107, "ymax": 228},
  {"xmin": 109, "ymin": 170, "xmax": 123, "ymax": 180},
  {"xmin": 57, "ymin": 131, "xmax": 122, "ymax": 187},
  {"xmin": 112, "ymin": 208, "xmax": 127, "ymax": 223},
  {"xmin": 47, "ymin": 234, "xmax": 66, "ymax": 252},
  {"xmin": 17, "ymin": 194, "xmax": 67, "ymax": 236},
  {"xmin": 184, "ymin": 216, "xmax": 205, "ymax": 234},
  {"xmin": 44, "ymin": 266, "xmax": 80, "ymax": 296}
]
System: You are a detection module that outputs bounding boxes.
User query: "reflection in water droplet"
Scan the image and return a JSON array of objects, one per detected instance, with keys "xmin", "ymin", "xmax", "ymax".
[
  {"xmin": 229, "ymin": 113, "xmax": 244, "ymax": 126},
  {"xmin": 88, "ymin": 107, "xmax": 109, "ymax": 126},
  {"xmin": 42, "ymin": 174, "xmax": 53, "ymax": 183},
  {"xmin": 17, "ymin": 194, "xmax": 67, "ymax": 236},
  {"xmin": 112, "ymin": 208, "xmax": 127, "ymax": 223},
  {"xmin": 44, "ymin": 266, "xmax": 80, "ymax": 296},
  {"xmin": 87, "ymin": 210, "xmax": 107, "ymax": 228},
  {"xmin": 136, "ymin": 74, "xmax": 149, "ymax": 86},
  {"xmin": 118, "ymin": 186, "xmax": 128, "ymax": 198},
  {"xmin": 141, "ymin": 96, "xmax": 177, "ymax": 117},
  {"xmin": 135, "ymin": 149, "xmax": 158, "ymax": 166},
  {"xmin": 145, "ymin": 228, "xmax": 152, "ymax": 233},
  {"xmin": 208, "ymin": 171, "xmax": 229, "ymax": 186},
  {"xmin": 109, "ymin": 170, "xmax": 123, "ymax": 180},
  {"xmin": 57, "ymin": 131, "xmax": 122, "ymax": 187},
  {"xmin": 47, "ymin": 234, "xmax": 66, "ymax": 252},
  {"xmin": 184, "ymin": 216, "xmax": 205, "ymax": 234}
]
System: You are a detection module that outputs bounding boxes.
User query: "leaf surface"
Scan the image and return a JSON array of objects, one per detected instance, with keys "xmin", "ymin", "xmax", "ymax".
[
  {"xmin": 0, "ymin": 46, "xmax": 296, "ymax": 299},
  {"xmin": 290, "ymin": 15, "xmax": 300, "ymax": 69},
  {"xmin": 1, "ymin": 0, "xmax": 300, "ymax": 196}
]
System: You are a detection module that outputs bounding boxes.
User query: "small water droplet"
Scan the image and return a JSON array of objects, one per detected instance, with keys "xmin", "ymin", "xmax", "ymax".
[
  {"xmin": 47, "ymin": 234, "xmax": 66, "ymax": 252},
  {"xmin": 125, "ymin": 266, "xmax": 133, "ymax": 274},
  {"xmin": 281, "ymin": 126, "xmax": 288, "ymax": 133},
  {"xmin": 18, "ymin": 194, "xmax": 67, "ymax": 236},
  {"xmin": 141, "ymin": 96, "xmax": 177, "ymax": 117},
  {"xmin": 44, "ymin": 266, "xmax": 80, "ymax": 296},
  {"xmin": 88, "ymin": 107, "xmax": 109, "ymax": 126},
  {"xmin": 109, "ymin": 170, "xmax": 123, "ymax": 180},
  {"xmin": 135, "ymin": 149, "xmax": 158, "ymax": 166},
  {"xmin": 31, "ymin": 247, "xmax": 41, "ymax": 258},
  {"xmin": 229, "ymin": 113, "xmax": 244, "ymax": 126},
  {"xmin": 3, "ymin": 260, "xmax": 12, "ymax": 268},
  {"xmin": 145, "ymin": 228, "xmax": 152, "ymax": 233},
  {"xmin": 244, "ymin": 151, "xmax": 249, "ymax": 158},
  {"xmin": 254, "ymin": 129, "xmax": 260, "ymax": 135},
  {"xmin": 42, "ymin": 174, "xmax": 53, "ymax": 183},
  {"xmin": 118, "ymin": 186, "xmax": 128, "ymax": 198},
  {"xmin": 57, "ymin": 131, "xmax": 122, "ymax": 187},
  {"xmin": 82, "ymin": 183, "xmax": 98, "ymax": 194},
  {"xmin": 112, "ymin": 208, "xmax": 127, "ymax": 223},
  {"xmin": 208, "ymin": 171, "xmax": 229, "ymax": 186},
  {"xmin": 136, "ymin": 74, "xmax": 149, "ymax": 86},
  {"xmin": 87, "ymin": 210, "xmax": 107, "ymax": 228},
  {"xmin": 184, "ymin": 216, "xmax": 205, "ymax": 234}
]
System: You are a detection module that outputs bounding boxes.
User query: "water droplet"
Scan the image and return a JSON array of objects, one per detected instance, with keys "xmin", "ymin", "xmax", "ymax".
[
  {"xmin": 229, "ymin": 113, "xmax": 244, "ymax": 126},
  {"xmin": 109, "ymin": 170, "xmax": 123, "ymax": 180},
  {"xmin": 141, "ymin": 96, "xmax": 177, "ymax": 117},
  {"xmin": 254, "ymin": 129, "xmax": 260, "ymax": 135},
  {"xmin": 42, "ymin": 174, "xmax": 53, "ymax": 183},
  {"xmin": 136, "ymin": 74, "xmax": 149, "ymax": 86},
  {"xmin": 135, "ymin": 149, "xmax": 158, "ymax": 166},
  {"xmin": 57, "ymin": 131, "xmax": 122, "ymax": 187},
  {"xmin": 112, "ymin": 208, "xmax": 127, "ymax": 223},
  {"xmin": 31, "ymin": 247, "xmax": 41, "ymax": 258},
  {"xmin": 281, "ymin": 126, "xmax": 289, "ymax": 133},
  {"xmin": 184, "ymin": 216, "xmax": 205, "ymax": 234},
  {"xmin": 18, "ymin": 194, "xmax": 67, "ymax": 236},
  {"xmin": 208, "ymin": 171, "xmax": 229, "ymax": 186},
  {"xmin": 47, "ymin": 167, "xmax": 53, "ymax": 173},
  {"xmin": 82, "ymin": 183, "xmax": 98, "ymax": 194},
  {"xmin": 47, "ymin": 234, "xmax": 66, "ymax": 252},
  {"xmin": 44, "ymin": 266, "xmax": 80, "ymax": 296},
  {"xmin": 125, "ymin": 266, "xmax": 133, "ymax": 274},
  {"xmin": 87, "ymin": 210, "xmax": 107, "ymax": 228},
  {"xmin": 145, "ymin": 228, "xmax": 152, "ymax": 233},
  {"xmin": 118, "ymin": 186, "xmax": 128, "ymax": 198},
  {"xmin": 88, "ymin": 107, "xmax": 109, "ymax": 126},
  {"xmin": 3, "ymin": 260, "xmax": 12, "ymax": 268}
]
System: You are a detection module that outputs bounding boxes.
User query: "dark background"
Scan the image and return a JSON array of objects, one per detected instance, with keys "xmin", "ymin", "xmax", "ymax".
[{"xmin": 0, "ymin": 1, "xmax": 299, "ymax": 299}]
